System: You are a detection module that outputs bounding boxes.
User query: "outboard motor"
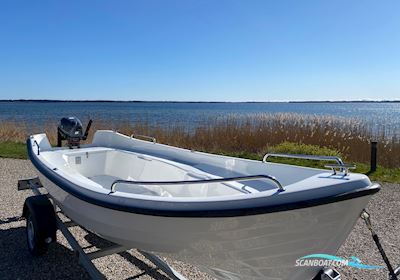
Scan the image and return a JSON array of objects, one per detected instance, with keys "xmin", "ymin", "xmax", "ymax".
[{"xmin": 57, "ymin": 117, "xmax": 92, "ymax": 148}]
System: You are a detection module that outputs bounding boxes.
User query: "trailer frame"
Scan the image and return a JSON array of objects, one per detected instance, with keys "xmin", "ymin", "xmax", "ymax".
[{"xmin": 18, "ymin": 177, "xmax": 187, "ymax": 280}]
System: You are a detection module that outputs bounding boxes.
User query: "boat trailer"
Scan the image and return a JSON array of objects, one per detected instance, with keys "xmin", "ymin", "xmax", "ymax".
[
  {"xmin": 18, "ymin": 177, "xmax": 186, "ymax": 280},
  {"xmin": 18, "ymin": 177, "xmax": 398, "ymax": 280}
]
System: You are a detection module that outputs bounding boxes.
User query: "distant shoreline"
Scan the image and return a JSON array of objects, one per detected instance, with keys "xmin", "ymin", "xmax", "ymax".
[{"xmin": 0, "ymin": 99, "xmax": 399, "ymax": 103}]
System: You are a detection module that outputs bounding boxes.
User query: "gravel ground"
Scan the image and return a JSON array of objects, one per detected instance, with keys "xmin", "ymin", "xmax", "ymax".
[{"xmin": 0, "ymin": 158, "xmax": 398, "ymax": 280}]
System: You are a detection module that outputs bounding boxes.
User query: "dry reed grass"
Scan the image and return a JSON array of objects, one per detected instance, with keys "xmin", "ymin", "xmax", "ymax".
[{"xmin": 1, "ymin": 113, "xmax": 399, "ymax": 168}]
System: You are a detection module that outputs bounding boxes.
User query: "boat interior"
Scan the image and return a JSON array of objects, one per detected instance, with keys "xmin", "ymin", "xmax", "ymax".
[
  {"xmin": 31, "ymin": 131, "xmax": 369, "ymax": 200},
  {"xmin": 42, "ymin": 147, "xmax": 266, "ymax": 198}
]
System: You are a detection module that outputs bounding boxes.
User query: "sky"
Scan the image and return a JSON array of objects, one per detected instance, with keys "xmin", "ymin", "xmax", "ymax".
[{"xmin": 0, "ymin": 1, "xmax": 399, "ymax": 102}]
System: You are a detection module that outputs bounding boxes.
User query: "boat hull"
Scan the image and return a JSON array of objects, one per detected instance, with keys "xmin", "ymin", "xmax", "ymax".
[{"xmin": 37, "ymin": 171, "xmax": 373, "ymax": 280}]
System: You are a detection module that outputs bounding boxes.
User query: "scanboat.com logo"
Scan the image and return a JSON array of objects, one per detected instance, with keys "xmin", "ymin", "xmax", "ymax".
[{"xmin": 295, "ymin": 254, "xmax": 384, "ymax": 270}]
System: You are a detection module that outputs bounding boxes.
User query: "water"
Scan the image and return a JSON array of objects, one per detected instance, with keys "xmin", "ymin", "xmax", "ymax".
[{"xmin": 1, "ymin": 101, "xmax": 399, "ymax": 136}]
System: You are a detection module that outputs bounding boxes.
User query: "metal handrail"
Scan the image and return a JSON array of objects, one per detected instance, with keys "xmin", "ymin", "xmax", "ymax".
[
  {"xmin": 109, "ymin": 174, "xmax": 284, "ymax": 194},
  {"xmin": 130, "ymin": 133, "xmax": 157, "ymax": 143},
  {"xmin": 263, "ymin": 153, "xmax": 344, "ymax": 165},
  {"xmin": 263, "ymin": 153, "xmax": 356, "ymax": 175}
]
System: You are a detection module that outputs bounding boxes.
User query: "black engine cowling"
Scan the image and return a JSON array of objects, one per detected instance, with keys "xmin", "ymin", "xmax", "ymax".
[{"xmin": 57, "ymin": 117, "xmax": 92, "ymax": 148}]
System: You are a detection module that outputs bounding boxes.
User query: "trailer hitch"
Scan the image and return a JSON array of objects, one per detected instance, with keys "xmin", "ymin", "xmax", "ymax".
[{"xmin": 361, "ymin": 210, "xmax": 400, "ymax": 280}]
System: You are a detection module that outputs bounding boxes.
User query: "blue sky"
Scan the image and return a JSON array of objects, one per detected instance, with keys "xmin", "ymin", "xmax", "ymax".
[{"xmin": 0, "ymin": 0, "xmax": 399, "ymax": 101}]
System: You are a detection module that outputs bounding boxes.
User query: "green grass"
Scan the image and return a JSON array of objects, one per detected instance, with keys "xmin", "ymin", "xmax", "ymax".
[
  {"xmin": 352, "ymin": 163, "xmax": 400, "ymax": 183},
  {"xmin": 0, "ymin": 141, "xmax": 398, "ymax": 183},
  {"xmin": 0, "ymin": 141, "xmax": 27, "ymax": 159},
  {"xmin": 268, "ymin": 141, "xmax": 343, "ymax": 157}
]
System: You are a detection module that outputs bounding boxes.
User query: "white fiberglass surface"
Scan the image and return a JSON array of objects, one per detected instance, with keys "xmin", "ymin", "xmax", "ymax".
[
  {"xmin": 33, "ymin": 131, "xmax": 373, "ymax": 202},
  {"xmin": 48, "ymin": 148, "xmax": 253, "ymax": 198}
]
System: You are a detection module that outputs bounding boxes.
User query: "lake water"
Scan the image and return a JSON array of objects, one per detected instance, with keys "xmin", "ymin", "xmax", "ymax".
[{"xmin": 1, "ymin": 101, "xmax": 399, "ymax": 136}]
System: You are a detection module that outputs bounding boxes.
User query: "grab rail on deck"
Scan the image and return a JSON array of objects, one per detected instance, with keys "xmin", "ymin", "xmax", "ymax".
[
  {"xmin": 130, "ymin": 133, "xmax": 157, "ymax": 143},
  {"xmin": 108, "ymin": 174, "xmax": 284, "ymax": 194},
  {"xmin": 263, "ymin": 153, "xmax": 356, "ymax": 175},
  {"xmin": 263, "ymin": 153, "xmax": 344, "ymax": 165}
]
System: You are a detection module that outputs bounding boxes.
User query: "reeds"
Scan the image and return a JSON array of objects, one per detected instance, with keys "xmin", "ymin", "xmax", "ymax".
[{"xmin": 1, "ymin": 113, "xmax": 399, "ymax": 168}]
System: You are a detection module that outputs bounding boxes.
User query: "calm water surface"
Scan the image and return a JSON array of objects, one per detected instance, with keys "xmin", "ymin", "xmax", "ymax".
[{"xmin": 1, "ymin": 101, "xmax": 399, "ymax": 135}]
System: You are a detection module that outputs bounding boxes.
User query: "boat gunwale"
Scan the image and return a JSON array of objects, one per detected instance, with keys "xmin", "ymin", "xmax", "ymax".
[{"xmin": 27, "ymin": 138, "xmax": 380, "ymax": 218}]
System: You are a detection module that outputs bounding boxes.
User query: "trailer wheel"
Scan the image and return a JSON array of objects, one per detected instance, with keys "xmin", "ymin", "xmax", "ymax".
[
  {"xmin": 26, "ymin": 211, "xmax": 49, "ymax": 255},
  {"xmin": 23, "ymin": 196, "xmax": 57, "ymax": 256}
]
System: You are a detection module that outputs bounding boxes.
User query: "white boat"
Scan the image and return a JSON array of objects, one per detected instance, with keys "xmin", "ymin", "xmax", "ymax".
[{"xmin": 27, "ymin": 126, "xmax": 379, "ymax": 280}]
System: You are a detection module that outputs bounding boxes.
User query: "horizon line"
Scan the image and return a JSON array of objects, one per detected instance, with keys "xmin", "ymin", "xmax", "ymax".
[{"xmin": 1, "ymin": 99, "xmax": 400, "ymax": 103}]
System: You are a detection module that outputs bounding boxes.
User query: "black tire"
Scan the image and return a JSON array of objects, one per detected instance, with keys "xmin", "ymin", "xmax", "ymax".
[
  {"xmin": 23, "ymin": 195, "xmax": 57, "ymax": 256},
  {"xmin": 26, "ymin": 210, "xmax": 49, "ymax": 256}
]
